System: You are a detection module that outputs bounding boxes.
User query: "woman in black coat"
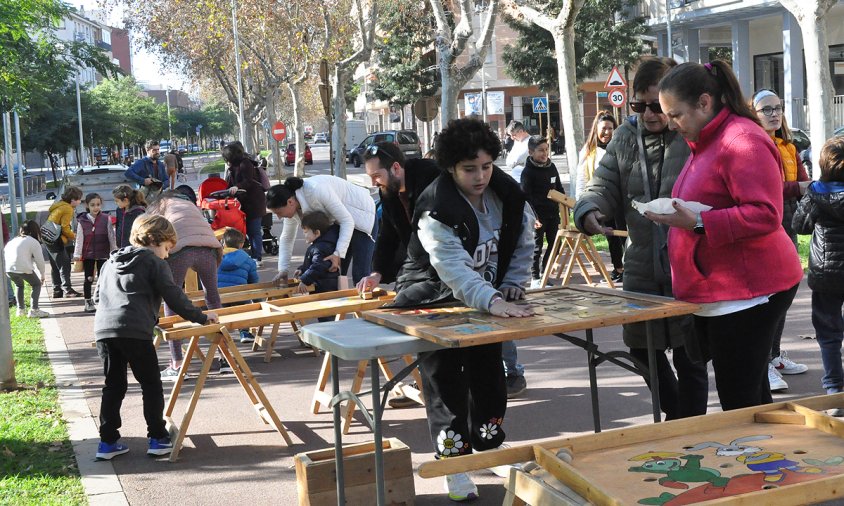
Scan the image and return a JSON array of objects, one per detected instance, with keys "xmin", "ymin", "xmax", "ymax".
[{"xmin": 222, "ymin": 142, "xmax": 267, "ymax": 264}]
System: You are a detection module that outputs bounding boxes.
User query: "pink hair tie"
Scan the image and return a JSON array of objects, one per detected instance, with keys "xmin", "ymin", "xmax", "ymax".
[{"xmin": 704, "ymin": 62, "xmax": 715, "ymax": 74}]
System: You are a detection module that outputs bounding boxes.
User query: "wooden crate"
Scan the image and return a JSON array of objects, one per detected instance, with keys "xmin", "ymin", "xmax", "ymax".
[{"xmin": 294, "ymin": 438, "xmax": 415, "ymax": 506}]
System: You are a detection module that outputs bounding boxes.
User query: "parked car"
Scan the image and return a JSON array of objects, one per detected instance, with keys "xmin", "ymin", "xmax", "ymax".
[
  {"xmin": 0, "ymin": 163, "xmax": 26, "ymax": 182},
  {"xmin": 284, "ymin": 143, "xmax": 313, "ymax": 166},
  {"xmin": 189, "ymin": 143, "xmax": 200, "ymax": 153},
  {"xmin": 177, "ymin": 145, "xmax": 188, "ymax": 155},
  {"xmin": 346, "ymin": 130, "xmax": 422, "ymax": 168},
  {"xmin": 314, "ymin": 132, "xmax": 328, "ymax": 143}
]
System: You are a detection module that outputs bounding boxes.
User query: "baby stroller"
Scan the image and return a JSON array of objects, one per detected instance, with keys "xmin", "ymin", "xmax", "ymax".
[
  {"xmin": 262, "ymin": 212, "xmax": 279, "ymax": 255},
  {"xmin": 197, "ymin": 175, "xmax": 247, "ymax": 236}
]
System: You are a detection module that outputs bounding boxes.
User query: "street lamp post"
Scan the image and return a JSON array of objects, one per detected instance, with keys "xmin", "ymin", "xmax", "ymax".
[
  {"xmin": 231, "ymin": 0, "xmax": 248, "ymax": 149},
  {"xmin": 74, "ymin": 32, "xmax": 87, "ymax": 167},
  {"xmin": 166, "ymin": 87, "xmax": 173, "ymax": 148}
]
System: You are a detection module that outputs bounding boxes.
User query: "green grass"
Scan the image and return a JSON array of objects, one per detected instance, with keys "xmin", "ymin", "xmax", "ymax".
[
  {"xmin": 0, "ymin": 287, "xmax": 86, "ymax": 506},
  {"xmin": 3, "ymin": 212, "xmax": 39, "ymax": 233},
  {"xmin": 200, "ymin": 159, "xmax": 225, "ymax": 174}
]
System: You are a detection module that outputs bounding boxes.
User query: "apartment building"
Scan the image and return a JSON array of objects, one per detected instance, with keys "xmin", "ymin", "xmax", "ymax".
[{"xmin": 54, "ymin": 8, "xmax": 119, "ymax": 87}]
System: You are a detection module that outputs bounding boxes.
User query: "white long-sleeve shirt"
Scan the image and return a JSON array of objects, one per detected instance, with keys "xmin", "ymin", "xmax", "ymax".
[{"xmin": 5, "ymin": 236, "xmax": 46, "ymax": 277}]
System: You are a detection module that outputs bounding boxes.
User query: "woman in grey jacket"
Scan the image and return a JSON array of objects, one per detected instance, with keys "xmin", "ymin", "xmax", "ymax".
[{"xmin": 572, "ymin": 56, "xmax": 708, "ymax": 420}]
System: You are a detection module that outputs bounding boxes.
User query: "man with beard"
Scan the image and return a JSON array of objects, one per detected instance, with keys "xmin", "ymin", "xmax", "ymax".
[
  {"xmin": 357, "ymin": 142, "xmax": 440, "ymax": 295},
  {"xmin": 124, "ymin": 140, "xmax": 168, "ymax": 197},
  {"xmin": 356, "ymin": 141, "xmax": 440, "ymax": 409}
]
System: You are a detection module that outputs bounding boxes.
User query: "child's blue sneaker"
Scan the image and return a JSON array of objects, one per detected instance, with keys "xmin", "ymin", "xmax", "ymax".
[
  {"xmin": 147, "ymin": 437, "xmax": 173, "ymax": 456},
  {"xmin": 239, "ymin": 329, "xmax": 255, "ymax": 344},
  {"xmin": 96, "ymin": 441, "xmax": 129, "ymax": 461}
]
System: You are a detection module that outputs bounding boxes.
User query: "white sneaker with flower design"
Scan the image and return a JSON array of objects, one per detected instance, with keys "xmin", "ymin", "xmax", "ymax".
[{"xmin": 444, "ymin": 472, "xmax": 478, "ymax": 502}]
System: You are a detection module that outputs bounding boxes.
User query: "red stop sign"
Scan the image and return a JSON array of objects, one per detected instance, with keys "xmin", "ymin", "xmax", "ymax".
[{"xmin": 271, "ymin": 121, "xmax": 286, "ymax": 142}]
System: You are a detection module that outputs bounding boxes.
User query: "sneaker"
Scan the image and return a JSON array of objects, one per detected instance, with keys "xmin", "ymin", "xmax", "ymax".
[
  {"xmin": 610, "ymin": 269, "xmax": 624, "ymax": 282},
  {"xmin": 84, "ymin": 300, "xmax": 96, "ymax": 313},
  {"xmin": 480, "ymin": 443, "xmax": 519, "ymax": 478},
  {"xmin": 529, "ymin": 279, "xmax": 543, "ymax": 289},
  {"xmin": 219, "ymin": 358, "xmax": 233, "ymax": 374},
  {"xmin": 768, "ymin": 363, "xmax": 788, "ymax": 392},
  {"xmin": 147, "ymin": 437, "xmax": 173, "ymax": 456},
  {"xmin": 52, "ymin": 291, "xmax": 63, "ymax": 299},
  {"xmin": 96, "ymin": 441, "xmax": 129, "ymax": 461},
  {"xmin": 770, "ymin": 351, "xmax": 808, "ymax": 375},
  {"xmin": 16, "ymin": 308, "xmax": 25, "ymax": 317},
  {"xmin": 444, "ymin": 472, "xmax": 478, "ymax": 502},
  {"xmin": 506, "ymin": 375, "xmax": 527, "ymax": 398},
  {"xmin": 64, "ymin": 289, "xmax": 82, "ymax": 298},
  {"xmin": 160, "ymin": 366, "xmax": 180, "ymax": 381},
  {"xmin": 28, "ymin": 309, "xmax": 49, "ymax": 319},
  {"xmin": 256, "ymin": 260, "xmax": 264, "ymax": 268},
  {"xmin": 388, "ymin": 394, "xmax": 422, "ymax": 409},
  {"xmin": 239, "ymin": 330, "xmax": 255, "ymax": 344}
]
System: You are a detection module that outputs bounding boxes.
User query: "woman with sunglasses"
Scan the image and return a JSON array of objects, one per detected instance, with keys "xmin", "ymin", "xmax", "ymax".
[
  {"xmin": 266, "ymin": 174, "xmax": 377, "ymax": 285},
  {"xmin": 647, "ymin": 60, "xmax": 803, "ymax": 411},
  {"xmin": 575, "ymin": 110, "xmax": 624, "ymax": 281},
  {"xmin": 573, "ymin": 56, "xmax": 709, "ymax": 421},
  {"xmin": 752, "ymin": 89, "xmax": 811, "ymax": 391}
]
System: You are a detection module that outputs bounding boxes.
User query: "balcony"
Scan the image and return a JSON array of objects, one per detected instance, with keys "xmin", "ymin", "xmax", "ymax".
[{"xmin": 96, "ymin": 40, "xmax": 111, "ymax": 51}]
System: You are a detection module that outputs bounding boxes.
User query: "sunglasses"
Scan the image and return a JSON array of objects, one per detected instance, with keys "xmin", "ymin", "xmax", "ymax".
[
  {"xmin": 629, "ymin": 101, "xmax": 663, "ymax": 114},
  {"xmin": 366, "ymin": 144, "xmax": 395, "ymax": 165},
  {"xmin": 756, "ymin": 105, "xmax": 783, "ymax": 117}
]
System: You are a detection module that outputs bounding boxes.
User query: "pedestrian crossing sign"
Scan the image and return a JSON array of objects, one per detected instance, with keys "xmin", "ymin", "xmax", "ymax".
[{"xmin": 532, "ymin": 97, "xmax": 548, "ymax": 113}]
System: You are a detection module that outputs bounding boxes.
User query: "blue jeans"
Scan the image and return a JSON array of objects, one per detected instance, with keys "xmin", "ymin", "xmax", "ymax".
[
  {"xmin": 502, "ymin": 340, "xmax": 524, "ymax": 378},
  {"xmin": 811, "ymin": 291, "xmax": 844, "ymax": 392},
  {"xmin": 340, "ymin": 216, "xmax": 378, "ymax": 284},
  {"xmin": 246, "ymin": 217, "xmax": 263, "ymax": 261}
]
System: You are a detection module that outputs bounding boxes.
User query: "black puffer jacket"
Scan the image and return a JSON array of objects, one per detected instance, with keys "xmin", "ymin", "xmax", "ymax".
[{"xmin": 792, "ymin": 181, "xmax": 844, "ymax": 292}]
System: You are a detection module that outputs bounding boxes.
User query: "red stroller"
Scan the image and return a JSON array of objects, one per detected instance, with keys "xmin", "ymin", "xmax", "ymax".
[{"xmin": 197, "ymin": 175, "xmax": 247, "ymax": 235}]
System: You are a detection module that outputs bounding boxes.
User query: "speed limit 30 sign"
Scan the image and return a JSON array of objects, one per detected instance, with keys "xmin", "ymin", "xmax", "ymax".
[{"xmin": 608, "ymin": 89, "xmax": 626, "ymax": 108}]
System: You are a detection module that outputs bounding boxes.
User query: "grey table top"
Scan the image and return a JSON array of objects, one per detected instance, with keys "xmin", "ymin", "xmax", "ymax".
[{"xmin": 300, "ymin": 319, "xmax": 443, "ymax": 360}]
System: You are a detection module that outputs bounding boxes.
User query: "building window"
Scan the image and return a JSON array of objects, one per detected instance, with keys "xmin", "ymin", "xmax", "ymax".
[
  {"xmin": 753, "ymin": 52, "xmax": 784, "ymax": 96},
  {"xmin": 830, "ymin": 44, "xmax": 844, "ymax": 96}
]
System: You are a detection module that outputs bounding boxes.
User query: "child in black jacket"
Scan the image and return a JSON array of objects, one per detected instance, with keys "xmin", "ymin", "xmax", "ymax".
[
  {"xmin": 93, "ymin": 215, "xmax": 218, "ymax": 460},
  {"xmin": 519, "ymin": 135, "xmax": 564, "ymax": 287},
  {"xmin": 793, "ymin": 137, "xmax": 844, "ymax": 417},
  {"xmin": 293, "ymin": 211, "xmax": 340, "ymax": 295}
]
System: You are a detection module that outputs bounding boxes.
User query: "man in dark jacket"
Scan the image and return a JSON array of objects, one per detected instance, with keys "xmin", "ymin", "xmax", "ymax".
[
  {"xmin": 356, "ymin": 141, "xmax": 440, "ymax": 293},
  {"xmin": 572, "ymin": 56, "xmax": 709, "ymax": 421}
]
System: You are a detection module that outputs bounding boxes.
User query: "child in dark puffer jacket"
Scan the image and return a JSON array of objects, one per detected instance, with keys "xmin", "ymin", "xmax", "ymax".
[
  {"xmin": 793, "ymin": 136, "xmax": 844, "ymax": 417},
  {"xmin": 293, "ymin": 211, "xmax": 340, "ymax": 295},
  {"xmin": 217, "ymin": 227, "xmax": 259, "ymax": 344}
]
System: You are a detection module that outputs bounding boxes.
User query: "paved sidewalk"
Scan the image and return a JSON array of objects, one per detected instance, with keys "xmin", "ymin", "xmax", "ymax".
[{"xmin": 34, "ymin": 159, "xmax": 840, "ymax": 505}]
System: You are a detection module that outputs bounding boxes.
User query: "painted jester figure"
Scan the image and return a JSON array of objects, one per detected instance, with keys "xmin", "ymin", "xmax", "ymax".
[{"xmin": 390, "ymin": 118, "xmax": 536, "ymax": 501}]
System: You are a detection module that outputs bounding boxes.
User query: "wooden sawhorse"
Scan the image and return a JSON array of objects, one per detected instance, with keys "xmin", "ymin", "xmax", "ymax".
[
  {"xmin": 539, "ymin": 190, "xmax": 627, "ymax": 289},
  {"xmin": 159, "ymin": 325, "xmax": 293, "ymax": 461}
]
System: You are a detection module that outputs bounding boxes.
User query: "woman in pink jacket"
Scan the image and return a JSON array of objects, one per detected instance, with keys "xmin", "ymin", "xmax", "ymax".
[
  {"xmin": 645, "ymin": 60, "xmax": 803, "ymax": 410},
  {"xmin": 146, "ymin": 189, "xmax": 224, "ymax": 379}
]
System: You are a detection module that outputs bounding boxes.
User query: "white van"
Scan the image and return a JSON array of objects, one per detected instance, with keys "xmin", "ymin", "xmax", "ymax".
[{"xmin": 345, "ymin": 120, "xmax": 367, "ymax": 157}]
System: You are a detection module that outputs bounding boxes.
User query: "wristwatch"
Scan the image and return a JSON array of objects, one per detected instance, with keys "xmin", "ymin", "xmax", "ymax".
[{"xmin": 693, "ymin": 214, "xmax": 705, "ymax": 235}]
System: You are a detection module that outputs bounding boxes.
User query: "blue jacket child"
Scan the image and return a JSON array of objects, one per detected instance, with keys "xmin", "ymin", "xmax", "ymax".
[
  {"xmin": 217, "ymin": 228, "xmax": 259, "ymax": 343},
  {"xmin": 294, "ymin": 212, "xmax": 340, "ymax": 294}
]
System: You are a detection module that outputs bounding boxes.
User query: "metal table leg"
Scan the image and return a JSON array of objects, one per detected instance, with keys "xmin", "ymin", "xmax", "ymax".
[
  {"xmin": 645, "ymin": 320, "xmax": 662, "ymax": 423},
  {"xmin": 585, "ymin": 329, "xmax": 601, "ymax": 432},
  {"xmin": 331, "ymin": 355, "xmax": 345, "ymax": 505},
  {"xmin": 371, "ymin": 358, "xmax": 385, "ymax": 506}
]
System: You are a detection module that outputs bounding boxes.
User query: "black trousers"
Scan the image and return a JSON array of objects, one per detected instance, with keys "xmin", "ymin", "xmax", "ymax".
[
  {"xmin": 629, "ymin": 345, "xmax": 708, "ymax": 421},
  {"xmin": 83, "ymin": 259, "xmax": 106, "ymax": 299},
  {"xmin": 693, "ymin": 284, "xmax": 799, "ymax": 410},
  {"xmin": 97, "ymin": 338, "xmax": 168, "ymax": 444},
  {"xmin": 418, "ymin": 343, "xmax": 507, "ymax": 458},
  {"xmin": 47, "ymin": 243, "xmax": 73, "ymax": 294},
  {"xmin": 531, "ymin": 214, "xmax": 559, "ymax": 280}
]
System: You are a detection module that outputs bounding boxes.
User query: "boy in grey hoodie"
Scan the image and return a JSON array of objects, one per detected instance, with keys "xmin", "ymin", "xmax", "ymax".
[{"xmin": 94, "ymin": 215, "xmax": 218, "ymax": 460}]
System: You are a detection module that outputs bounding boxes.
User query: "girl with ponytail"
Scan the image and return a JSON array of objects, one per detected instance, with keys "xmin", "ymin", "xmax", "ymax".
[
  {"xmin": 646, "ymin": 60, "xmax": 803, "ymax": 411},
  {"xmin": 113, "ymin": 184, "xmax": 147, "ymax": 249},
  {"xmin": 266, "ymin": 175, "xmax": 377, "ymax": 286}
]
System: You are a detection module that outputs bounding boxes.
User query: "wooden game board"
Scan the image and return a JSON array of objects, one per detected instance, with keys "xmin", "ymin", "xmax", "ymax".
[
  {"xmin": 418, "ymin": 394, "xmax": 844, "ymax": 505},
  {"xmin": 362, "ymin": 285, "xmax": 698, "ymax": 348}
]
